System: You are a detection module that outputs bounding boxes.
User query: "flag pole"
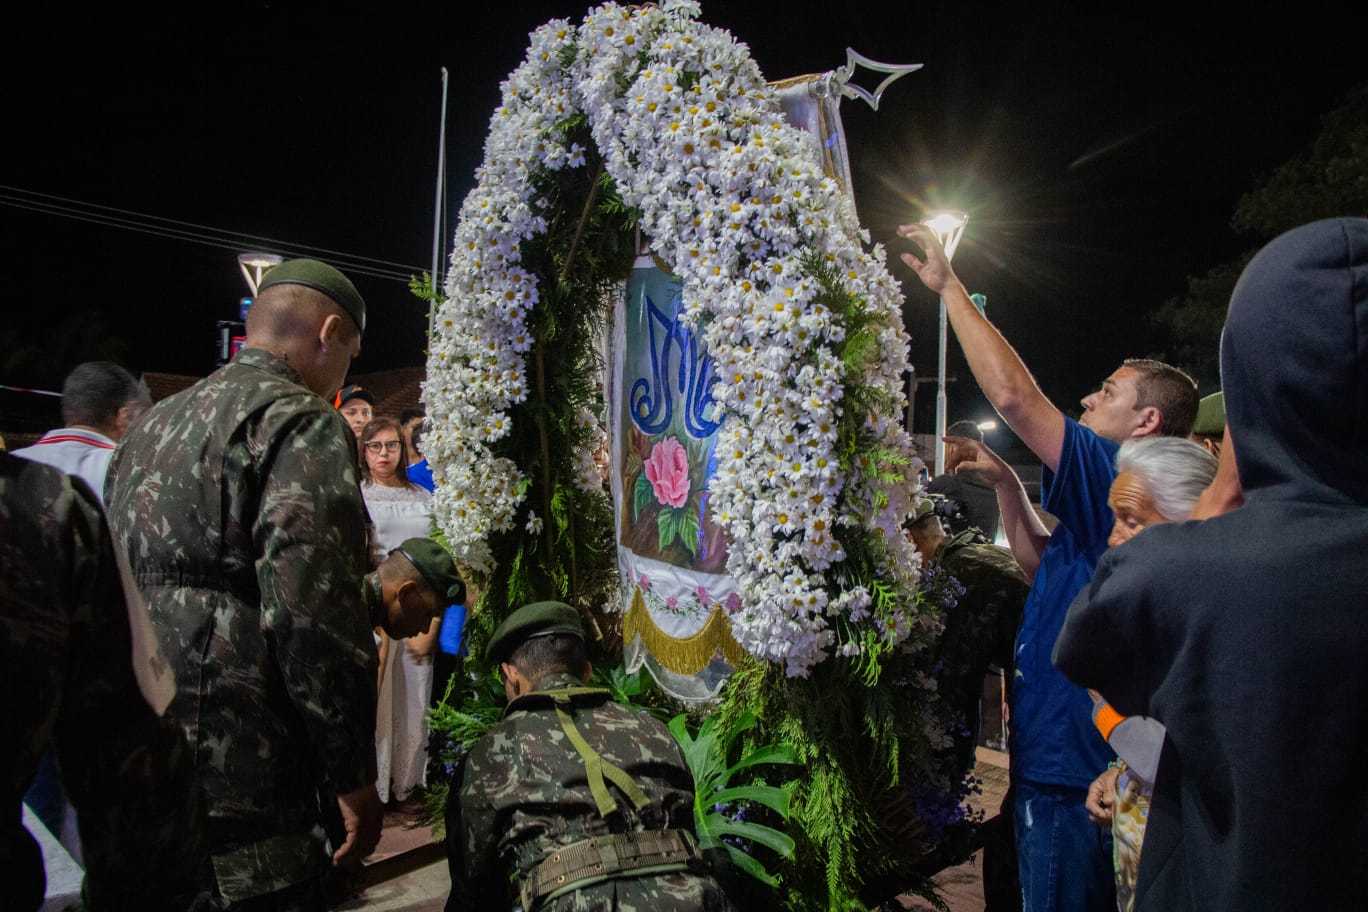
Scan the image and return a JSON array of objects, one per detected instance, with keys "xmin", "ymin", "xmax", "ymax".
[{"xmin": 429, "ymin": 67, "xmax": 450, "ymax": 340}]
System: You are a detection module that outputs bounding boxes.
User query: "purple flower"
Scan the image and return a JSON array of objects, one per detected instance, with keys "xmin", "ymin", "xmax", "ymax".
[{"xmin": 695, "ymin": 584, "xmax": 712, "ymax": 606}]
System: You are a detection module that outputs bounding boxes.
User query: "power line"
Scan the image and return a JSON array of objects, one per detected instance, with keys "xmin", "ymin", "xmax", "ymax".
[{"xmin": 0, "ymin": 185, "xmax": 437, "ymax": 285}]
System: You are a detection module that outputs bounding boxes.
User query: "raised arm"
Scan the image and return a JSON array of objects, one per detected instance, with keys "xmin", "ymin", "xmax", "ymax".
[
  {"xmin": 900, "ymin": 223, "xmax": 1067, "ymax": 472},
  {"xmin": 944, "ymin": 435, "xmax": 1050, "ymax": 579}
]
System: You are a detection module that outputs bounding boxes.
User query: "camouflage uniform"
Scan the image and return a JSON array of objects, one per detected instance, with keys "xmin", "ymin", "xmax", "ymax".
[
  {"xmin": 933, "ymin": 529, "xmax": 1030, "ymax": 774},
  {"xmin": 932, "ymin": 529, "xmax": 1029, "ymax": 912},
  {"xmin": 446, "ymin": 672, "xmax": 728, "ymax": 911},
  {"xmin": 2, "ymin": 453, "xmax": 208, "ymax": 911},
  {"xmin": 105, "ymin": 348, "xmax": 377, "ymax": 905}
]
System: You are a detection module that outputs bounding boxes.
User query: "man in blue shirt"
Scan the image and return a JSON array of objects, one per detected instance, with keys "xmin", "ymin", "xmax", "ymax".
[
  {"xmin": 900, "ymin": 222, "xmax": 1198, "ymax": 912},
  {"xmin": 403, "ymin": 411, "xmax": 436, "ymax": 493}
]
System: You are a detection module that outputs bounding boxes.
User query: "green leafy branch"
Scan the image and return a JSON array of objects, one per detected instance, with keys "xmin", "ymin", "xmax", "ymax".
[{"xmin": 669, "ymin": 708, "xmax": 798, "ymax": 888}]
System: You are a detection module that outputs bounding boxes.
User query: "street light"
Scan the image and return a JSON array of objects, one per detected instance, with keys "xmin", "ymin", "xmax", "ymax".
[
  {"xmin": 923, "ymin": 211, "xmax": 968, "ymax": 478},
  {"xmin": 237, "ymin": 252, "xmax": 283, "ymax": 296}
]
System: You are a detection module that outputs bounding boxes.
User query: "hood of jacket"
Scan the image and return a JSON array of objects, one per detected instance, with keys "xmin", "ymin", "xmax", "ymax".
[{"xmin": 1219, "ymin": 217, "xmax": 1368, "ymax": 506}]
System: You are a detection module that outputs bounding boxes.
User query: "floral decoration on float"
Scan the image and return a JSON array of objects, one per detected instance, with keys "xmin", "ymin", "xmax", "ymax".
[
  {"xmin": 422, "ymin": 3, "xmax": 977, "ymax": 907},
  {"xmin": 425, "ymin": 0, "xmax": 934, "ymax": 677}
]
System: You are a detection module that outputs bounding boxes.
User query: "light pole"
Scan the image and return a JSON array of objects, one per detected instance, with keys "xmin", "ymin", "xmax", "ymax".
[
  {"xmin": 923, "ymin": 211, "xmax": 968, "ymax": 477},
  {"xmin": 237, "ymin": 252, "xmax": 283, "ymax": 297}
]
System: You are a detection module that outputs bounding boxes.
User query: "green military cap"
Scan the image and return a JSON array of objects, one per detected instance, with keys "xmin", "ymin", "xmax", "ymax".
[
  {"xmin": 1192, "ymin": 391, "xmax": 1225, "ymax": 438},
  {"xmin": 393, "ymin": 537, "xmax": 465, "ymax": 603},
  {"xmin": 913, "ymin": 497, "xmax": 937, "ymax": 524},
  {"xmin": 257, "ymin": 258, "xmax": 367, "ymax": 334},
  {"xmin": 485, "ymin": 600, "xmax": 584, "ymax": 664},
  {"xmin": 945, "ymin": 419, "xmax": 984, "ymax": 442}
]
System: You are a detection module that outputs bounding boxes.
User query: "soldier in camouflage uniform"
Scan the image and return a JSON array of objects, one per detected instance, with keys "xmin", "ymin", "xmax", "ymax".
[
  {"xmin": 105, "ymin": 259, "xmax": 383, "ymax": 911},
  {"xmin": 908, "ymin": 495, "xmax": 1029, "ymax": 912},
  {"xmin": 909, "ymin": 496, "xmax": 1029, "ymax": 773},
  {"xmin": 366, "ymin": 537, "xmax": 466, "ymax": 641},
  {"xmin": 2, "ymin": 452, "xmax": 209, "ymax": 912},
  {"xmin": 445, "ymin": 601, "xmax": 729, "ymax": 911}
]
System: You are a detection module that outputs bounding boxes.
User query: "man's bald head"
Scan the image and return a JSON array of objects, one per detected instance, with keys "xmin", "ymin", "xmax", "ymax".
[
  {"xmin": 244, "ymin": 284, "xmax": 361, "ymax": 398},
  {"xmin": 247, "ymin": 283, "xmax": 349, "ymax": 340}
]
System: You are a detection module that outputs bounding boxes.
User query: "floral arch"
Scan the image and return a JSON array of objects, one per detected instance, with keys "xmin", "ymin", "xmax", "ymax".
[{"xmin": 424, "ymin": 2, "xmax": 973, "ymax": 907}]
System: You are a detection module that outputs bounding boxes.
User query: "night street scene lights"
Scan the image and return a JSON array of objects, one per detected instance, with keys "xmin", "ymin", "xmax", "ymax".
[
  {"xmin": 237, "ymin": 252, "xmax": 283, "ymax": 296},
  {"xmin": 923, "ymin": 211, "xmax": 968, "ymax": 476}
]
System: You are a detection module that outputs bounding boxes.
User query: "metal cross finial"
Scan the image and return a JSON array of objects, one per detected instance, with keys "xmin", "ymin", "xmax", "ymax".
[{"xmin": 834, "ymin": 49, "xmax": 923, "ymax": 112}]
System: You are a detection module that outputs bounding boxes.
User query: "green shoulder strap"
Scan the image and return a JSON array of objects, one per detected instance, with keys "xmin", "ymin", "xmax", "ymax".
[{"xmin": 535, "ymin": 686, "xmax": 651, "ymax": 819}]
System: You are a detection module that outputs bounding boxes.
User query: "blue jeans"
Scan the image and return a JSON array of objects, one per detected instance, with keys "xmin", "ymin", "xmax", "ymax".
[{"xmin": 1014, "ymin": 779, "xmax": 1114, "ymax": 912}]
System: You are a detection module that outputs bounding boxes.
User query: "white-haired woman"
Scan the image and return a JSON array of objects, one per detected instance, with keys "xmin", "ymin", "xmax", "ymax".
[{"xmin": 1086, "ymin": 435, "xmax": 1217, "ymax": 912}]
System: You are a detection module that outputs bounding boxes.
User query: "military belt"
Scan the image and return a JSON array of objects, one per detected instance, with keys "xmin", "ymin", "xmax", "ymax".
[{"xmin": 519, "ymin": 829, "xmax": 701, "ymax": 911}]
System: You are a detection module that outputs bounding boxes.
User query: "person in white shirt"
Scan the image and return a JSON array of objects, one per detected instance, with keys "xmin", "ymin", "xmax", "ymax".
[{"xmin": 11, "ymin": 361, "xmax": 151, "ymax": 504}]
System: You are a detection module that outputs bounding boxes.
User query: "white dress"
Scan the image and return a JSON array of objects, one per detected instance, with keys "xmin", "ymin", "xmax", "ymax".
[{"xmin": 362, "ymin": 480, "xmax": 434, "ymax": 804}]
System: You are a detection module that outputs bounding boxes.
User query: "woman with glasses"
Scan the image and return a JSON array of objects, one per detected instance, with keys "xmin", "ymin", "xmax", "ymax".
[{"xmin": 360, "ymin": 416, "xmax": 437, "ymax": 808}]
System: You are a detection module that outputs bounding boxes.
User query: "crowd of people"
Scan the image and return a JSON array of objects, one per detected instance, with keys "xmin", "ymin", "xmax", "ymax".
[
  {"xmin": 899, "ymin": 216, "xmax": 1367, "ymax": 912},
  {"xmin": 5, "ymin": 216, "xmax": 1367, "ymax": 912}
]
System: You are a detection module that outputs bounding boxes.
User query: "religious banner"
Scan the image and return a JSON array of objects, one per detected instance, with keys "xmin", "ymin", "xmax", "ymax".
[
  {"xmin": 611, "ymin": 254, "xmax": 744, "ymax": 701},
  {"xmin": 610, "ymin": 76, "xmax": 859, "ymax": 701}
]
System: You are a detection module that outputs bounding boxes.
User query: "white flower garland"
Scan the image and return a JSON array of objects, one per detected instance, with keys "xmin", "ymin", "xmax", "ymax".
[{"xmin": 425, "ymin": 0, "xmax": 926, "ymax": 675}]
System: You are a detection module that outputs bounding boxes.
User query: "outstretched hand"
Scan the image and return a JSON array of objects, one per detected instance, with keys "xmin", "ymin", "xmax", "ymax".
[
  {"xmin": 943, "ymin": 435, "xmax": 1010, "ymax": 486},
  {"xmin": 897, "ymin": 222, "xmax": 957, "ymax": 295}
]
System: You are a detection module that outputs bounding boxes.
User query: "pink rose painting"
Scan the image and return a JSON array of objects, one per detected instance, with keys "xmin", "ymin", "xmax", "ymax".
[
  {"xmin": 622, "ymin": 425, "xmax": 724, "ymax": 571},
  {"xmin": 643, "ymin": 437, "xmax": 691, "ymax": 507}
]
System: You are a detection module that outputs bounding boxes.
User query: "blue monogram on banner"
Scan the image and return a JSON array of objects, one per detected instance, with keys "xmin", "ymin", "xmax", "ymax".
[{"xmin": 629, "ymin": 291, "xmax": 720, "ymax": 439}]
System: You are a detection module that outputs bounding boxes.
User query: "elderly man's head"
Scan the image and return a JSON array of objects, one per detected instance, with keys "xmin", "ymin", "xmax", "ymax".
[
  {"xmin": 245, "ymin": 259, "xmax": 366, "ymax": 399},
  {"xmin": 1107, "ymin": 436, "xmax": 1217, "ymax": 547}
]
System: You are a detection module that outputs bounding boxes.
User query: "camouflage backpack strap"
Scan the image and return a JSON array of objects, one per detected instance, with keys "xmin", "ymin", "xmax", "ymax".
[
  {"xmin": 944, "ymin": 527, "xmax": 990, "ymax": 553},
  {"xmin": 537, "ymin": 686, "xmax": 651, "ymax": 818}
]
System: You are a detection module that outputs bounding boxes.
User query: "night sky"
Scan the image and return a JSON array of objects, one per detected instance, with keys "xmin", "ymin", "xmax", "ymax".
[{"xmin": 4, "ymin": 2, "xmax": 1361, "ymax": 456}]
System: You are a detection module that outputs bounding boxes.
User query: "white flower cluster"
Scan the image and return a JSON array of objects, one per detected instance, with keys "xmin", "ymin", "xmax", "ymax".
[
  {"xmin": 571, "ymin": 405, "xmax": 608, "ymax": 493},
  {"xmin": 426, "ymin": 0, "xmax": 924, "ymax": 674}
]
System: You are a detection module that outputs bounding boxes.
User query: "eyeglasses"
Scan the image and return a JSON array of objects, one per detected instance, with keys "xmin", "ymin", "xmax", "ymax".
[{"xmin": 364, "ymin": 441, "xmax": 402, "ymax": 453}]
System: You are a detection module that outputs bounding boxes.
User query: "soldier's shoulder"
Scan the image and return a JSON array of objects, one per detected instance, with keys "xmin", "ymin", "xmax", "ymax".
[
  {"xmin": 2, "ymin": 452, "xmax": 101, "ymax": 528},
  {"xmin": 944, "ymin": 539, "xmax": 1028, "ymax": 584}
]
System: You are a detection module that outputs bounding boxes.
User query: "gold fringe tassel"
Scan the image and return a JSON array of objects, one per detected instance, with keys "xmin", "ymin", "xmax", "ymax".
[{"xmin": 621, "ymin": 587, "xmax": 748, "ymax": 674}]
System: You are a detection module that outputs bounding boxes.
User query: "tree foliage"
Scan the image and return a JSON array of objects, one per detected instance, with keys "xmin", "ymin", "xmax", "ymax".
[{"xmin": 1152, "ymin": 83, "xmax": 1368, "ymax": 389}]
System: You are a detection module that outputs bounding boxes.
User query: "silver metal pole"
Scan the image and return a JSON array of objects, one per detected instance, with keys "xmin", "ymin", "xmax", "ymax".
[
  {"xmin": 921, "ymin": 211, "xmax": 967, "ymax": 478},
  {"xmin": 429, "ymin": 67, "xmax": 450, "ymax": 340},
  {"xmin": 935, "ymin": 295, "xmax": 948, "ymax": 476}
]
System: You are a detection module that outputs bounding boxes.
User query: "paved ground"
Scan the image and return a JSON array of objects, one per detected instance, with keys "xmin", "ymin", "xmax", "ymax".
[{"xmin": 32, "ymin": 756, "xmax": 1004, "ymax": 912}]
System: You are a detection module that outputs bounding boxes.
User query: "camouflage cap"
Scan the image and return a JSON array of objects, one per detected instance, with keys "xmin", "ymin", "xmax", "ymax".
[
  {"xmin": 1192, "ymin": 391, "xmax": 1225, "ymax": 438},
  {"xmin": 393, "ymin": 537, "xmax": 465, "ymax": 603},
  {"xmin": 257, "ymin": 258, "xmax": 366, "ymax": 334},
  {"xmin": 485, "ymin": 600, "xmax": 584, "ymax": 664}
]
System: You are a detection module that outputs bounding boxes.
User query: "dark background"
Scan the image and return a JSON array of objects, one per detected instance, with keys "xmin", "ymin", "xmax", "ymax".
[{"xmin": 4, "ymin": 3, "xmax": 1361, "ymax": 458}]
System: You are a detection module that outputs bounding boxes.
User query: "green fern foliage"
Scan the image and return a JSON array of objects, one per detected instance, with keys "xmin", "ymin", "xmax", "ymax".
[{"xmin": 668, "ymin": 708, "xmax": 798, "ymax": 888}]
